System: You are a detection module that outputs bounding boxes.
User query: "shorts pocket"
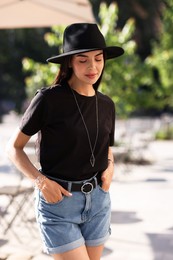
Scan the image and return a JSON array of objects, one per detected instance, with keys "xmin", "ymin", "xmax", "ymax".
[
  {"xmin": 98, "ymin": 185, "xmax": 109, "ymax": 194},
  {"xmin": 39, "ymin": 191, "xmax": 64, "ymax": 206}
]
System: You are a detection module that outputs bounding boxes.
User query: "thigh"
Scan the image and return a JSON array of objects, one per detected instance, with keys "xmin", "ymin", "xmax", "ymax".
[
  {"xmin": 52, "ymin": 245, "xmax": 90, "ymax": 260},
  {"xmin": 86, "ymin": 245, "xmax": 104, "ymax": 260}
]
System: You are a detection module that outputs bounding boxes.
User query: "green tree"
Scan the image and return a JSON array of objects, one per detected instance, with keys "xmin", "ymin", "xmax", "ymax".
[
  {"xmin": 98, "ymin": 3, "xmax": 155, "ymax": 117},
  {"xmin": 0, "ymin": 28, "xmax": 56, "ymax": 113},
  {"xmin": 146, "ymin": 0, "xmax": 173, "ymax": 112},
  {"xmin": 89, "ymin": 0, "xmax": 163, "ymax": 59},
  {"xmin": 22, "ymin": 26, "xmax": 64, "ymax": 98}
]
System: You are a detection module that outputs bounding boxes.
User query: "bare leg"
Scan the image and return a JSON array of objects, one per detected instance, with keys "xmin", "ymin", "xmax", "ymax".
[
  {"xmin": 52, "ymin": 245, "xmax": 90, "ymax": 260},
  {"xmin": 86, "ymin": 245, "xmax": 104, "ymax": 260}
]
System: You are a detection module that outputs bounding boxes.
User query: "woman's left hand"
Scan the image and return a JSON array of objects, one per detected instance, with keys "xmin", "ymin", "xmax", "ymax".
[
  {"xmin": 101, "ymin": 146, "xmax": 114, "ymax": 192},
  {"xmin": 101, "ymin": 162, "xmax": 114, "ymax": 192}
]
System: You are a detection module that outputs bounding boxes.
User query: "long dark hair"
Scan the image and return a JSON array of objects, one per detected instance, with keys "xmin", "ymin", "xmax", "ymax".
[{"xmin": 51, "ymin": 53, "xmax": 106, "ymax": 91}]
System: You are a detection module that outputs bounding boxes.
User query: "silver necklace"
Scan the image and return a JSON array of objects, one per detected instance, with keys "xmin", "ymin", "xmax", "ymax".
[{"xmin": 70, "ymin": 88, "xmax": 99, "ymax": 167}]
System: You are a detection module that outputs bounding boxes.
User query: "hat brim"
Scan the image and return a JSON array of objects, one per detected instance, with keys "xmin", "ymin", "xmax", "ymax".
[{"xmin": 46, "ymin": 46, "xmax": 124, "ymax": 64}]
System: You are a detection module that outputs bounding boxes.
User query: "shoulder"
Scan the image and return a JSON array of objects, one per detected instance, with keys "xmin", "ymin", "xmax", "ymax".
[
  {"xmin": 97, "ymin": 91, "xmax": 115, "ymax": 107},
  {"xmin": 35, "ymin": 84, "xmax": 68, "ymax": 101},
  {"xmin": 37, "ymin": 84, "xmax": 66, "ymax": 96}
]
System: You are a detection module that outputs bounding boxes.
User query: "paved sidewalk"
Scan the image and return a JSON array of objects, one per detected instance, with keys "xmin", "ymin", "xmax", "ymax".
[
  {"xmin": 1, "ymin": 113, "xmax": 173, "ymax": 259},
  {"xmin": 105, "ymin": 140, "xmax": 173, "ymax": 260}
]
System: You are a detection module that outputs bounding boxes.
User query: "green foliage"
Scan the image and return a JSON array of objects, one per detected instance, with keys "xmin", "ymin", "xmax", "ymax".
[
  {"xmin": 0, "ymin": 28, "xmax": 55, "ymax": 113},
  {"xmin": 146, "ymin": 0, "xmax": 173, "ymax": 111},
  {"xmin": 155, "ymin": 126, "xmax": 173, "ymax": 140},
  {"xmin": 99, "ymin": 3, "xmax": 155, "ymax": 117},
  {"xmin": 23, "ymin": 58, "xmax": 58, "ymax": 98},
  {"xmin": 22, "ymin": 26, "xmax": 65, "ymax": 98}
]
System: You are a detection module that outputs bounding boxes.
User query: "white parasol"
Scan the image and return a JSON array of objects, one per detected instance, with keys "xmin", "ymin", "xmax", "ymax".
[{"xmin": 0, "ymin": 0, "xmax": 94, "ymax": 29}]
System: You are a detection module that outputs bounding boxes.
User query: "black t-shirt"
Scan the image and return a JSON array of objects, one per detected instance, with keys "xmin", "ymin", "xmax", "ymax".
[{"xmin": 20, "ymin": 82, "xmax": 115, "ymax": 181}]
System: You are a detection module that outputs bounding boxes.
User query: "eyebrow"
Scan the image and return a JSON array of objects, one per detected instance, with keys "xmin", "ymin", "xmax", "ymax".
[{"xmin": 76, "ymin": 51, "xmax": 103, "ymax": 58}]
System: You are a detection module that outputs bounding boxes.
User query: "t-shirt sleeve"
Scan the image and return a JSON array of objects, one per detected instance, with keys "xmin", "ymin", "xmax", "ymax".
[
  {"xmin": 19, "ymin": 90, "xmax": 47, "ymax": 136},
  {"xmin": 109, "ymin": 103, "xmax": 116, "ymax": 146}
]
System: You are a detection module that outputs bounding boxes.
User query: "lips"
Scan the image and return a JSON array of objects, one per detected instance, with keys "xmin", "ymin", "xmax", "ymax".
[{"xmin": 85, "ymin": 73, "xmax": 97, "ymax": 79}]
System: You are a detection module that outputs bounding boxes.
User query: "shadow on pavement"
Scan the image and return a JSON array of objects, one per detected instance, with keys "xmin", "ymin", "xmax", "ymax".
[
  {"xmin": 168, "ymin": 226, "xmax": 173, "ymax": 231},
  {"xmin": 145, "ymin": 178, "xmax": 167, "ymax": 182},
  {"xmin": 147, "ymin": 233, "xmax": 173, "ymax": 260},
  {"xmin": 0, "ymin": 165, "xmax": 11, "ymax": 173},
  {"xmin": 0, "ymin": 238, "xmax": 8, "ymax": 247},
  {"xmin": 111, "ymin": 210, "xmax": 143, "ymax": 224}
]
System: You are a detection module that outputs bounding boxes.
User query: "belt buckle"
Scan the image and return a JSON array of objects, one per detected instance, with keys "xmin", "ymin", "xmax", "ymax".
[{"xmin": 81, "ymin": 182, "xmax": 93, "ymax": 194}]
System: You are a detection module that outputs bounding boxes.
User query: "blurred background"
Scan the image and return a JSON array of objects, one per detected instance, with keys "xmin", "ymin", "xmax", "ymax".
[
  {"xmin": 0, "ymin": 0, "xmax": 173, "ymax": 123},
  {"xmin": 0, "ymin": 0, "xmax": 173, "ymax": 259}
]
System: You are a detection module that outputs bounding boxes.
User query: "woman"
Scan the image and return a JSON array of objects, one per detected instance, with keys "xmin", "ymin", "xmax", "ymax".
[{"xmin": 6, "ymin": 23, "xmax": 124, "ymax": 260}]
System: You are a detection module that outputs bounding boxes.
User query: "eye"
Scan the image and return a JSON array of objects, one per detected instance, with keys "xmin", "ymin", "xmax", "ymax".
[
  {"xmin": 79, "ymin": 60, "xmax": 87, "ymax": 63},
  {"xmin": 95, "ymin": 54, "xmax": 103, "ymax": 62},
  {"xmin": 95, "ymin": 58, "xmax": 102, "ymax": 62}
]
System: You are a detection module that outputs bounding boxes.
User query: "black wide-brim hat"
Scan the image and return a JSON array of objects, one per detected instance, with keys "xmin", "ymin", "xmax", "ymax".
[{"xmin": 47, "ymin": 23, "xmax": 124, "ymax": 64}]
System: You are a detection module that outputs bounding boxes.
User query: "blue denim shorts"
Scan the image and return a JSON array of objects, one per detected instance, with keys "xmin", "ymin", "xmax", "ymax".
[{"xmin": 34, "ymin": 176, "xmax": 111, "ymax": 255}]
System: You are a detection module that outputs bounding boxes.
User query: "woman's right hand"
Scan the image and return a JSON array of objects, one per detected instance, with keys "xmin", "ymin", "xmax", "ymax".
[{"xmin": 38, "ymin": 177, "xmax": 72, "ymax": 203}]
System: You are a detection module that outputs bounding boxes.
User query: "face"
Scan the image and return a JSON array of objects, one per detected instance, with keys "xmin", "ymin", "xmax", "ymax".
[{"xmin": 69, "ymin": 50, "xmax": 104, "ymax": 87}]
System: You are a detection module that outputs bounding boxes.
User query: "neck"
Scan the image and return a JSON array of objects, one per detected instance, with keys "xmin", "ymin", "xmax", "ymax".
[{"xmin": 68, "ymin": 81, "xmax": 95, "ymax": 97}]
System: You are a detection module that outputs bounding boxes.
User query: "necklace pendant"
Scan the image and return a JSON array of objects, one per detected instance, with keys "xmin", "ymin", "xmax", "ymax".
[
  {"xmin": 90, "ymin": 154, "xmax": 95, "ymax": 167},
  {"xmin": 71, "ymin": 88, "xmax": 98, "ymax": 169}
]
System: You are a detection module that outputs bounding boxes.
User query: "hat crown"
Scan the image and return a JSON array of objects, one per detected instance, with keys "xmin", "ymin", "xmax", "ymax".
[
  {"xmin": 63, "ymin": 23, "xmax": 106, "ymax": 53},
  {"xmin": 47, "ymin": 23, "xmax": 124, "ymax": 63}
]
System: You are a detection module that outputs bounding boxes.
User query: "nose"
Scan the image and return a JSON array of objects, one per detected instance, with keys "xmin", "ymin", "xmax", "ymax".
[{"xmin": 88, "ymin": 59, "xmax": 96, "ymax": 69}]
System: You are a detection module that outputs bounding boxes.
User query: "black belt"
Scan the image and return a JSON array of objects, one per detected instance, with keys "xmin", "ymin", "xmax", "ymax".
[{"xmin": 54, "ymin": 172, "xmax": 102, "ymax": 194}]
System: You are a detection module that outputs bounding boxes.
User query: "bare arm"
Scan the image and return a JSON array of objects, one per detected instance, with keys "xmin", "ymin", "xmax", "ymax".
[
  {"xmin": 101, "ymin": 146, "xmax": 114, "ymax": 191},
  {"xmin": 6, "ymin": 128, "xmax": 72, "ymax": 202},
  {"xmin": 6, "ymin": 128, "xmax": 40, "ymax": 181}
]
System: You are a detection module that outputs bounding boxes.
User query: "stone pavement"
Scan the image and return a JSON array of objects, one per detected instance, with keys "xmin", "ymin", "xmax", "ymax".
[
  {"xmin": 0, "ymin": 112, "xmax": 173, "ymax": 259},
  {"xmin": 106, "ymin": 140, "xmax": 173, "ymax": 260}
]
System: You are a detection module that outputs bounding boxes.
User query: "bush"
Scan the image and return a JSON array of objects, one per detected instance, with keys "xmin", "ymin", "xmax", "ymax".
[{"xmin": 155, "ymin": 126, "xmax": 173, "ymax": 140}]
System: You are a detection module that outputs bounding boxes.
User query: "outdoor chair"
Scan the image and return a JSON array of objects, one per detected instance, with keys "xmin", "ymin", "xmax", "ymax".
[
  {"xmin": 0, "ymin": 138, "xmax": 39, "ymax": 241},
  {"xmin": 0, "ymin": 169, "xmax": 35, "ymax": 241}
]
